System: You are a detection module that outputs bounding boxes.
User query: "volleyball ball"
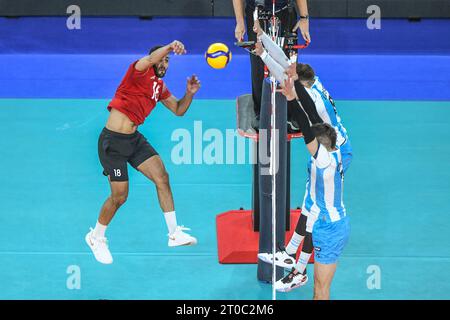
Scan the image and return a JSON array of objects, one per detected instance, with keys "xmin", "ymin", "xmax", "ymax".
[{"xmin": 205, "ymin": 43, "xmax": 232, "ymax": 69}]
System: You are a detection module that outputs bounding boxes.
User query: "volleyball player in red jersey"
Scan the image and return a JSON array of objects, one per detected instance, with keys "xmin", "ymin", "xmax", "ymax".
[{"xmin": 86, "ymin": 40, "xmax": 200, "ymax": 264}]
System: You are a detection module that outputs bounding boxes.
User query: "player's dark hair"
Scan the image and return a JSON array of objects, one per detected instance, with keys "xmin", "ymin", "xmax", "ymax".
[
  {"xmin": 311, "ymin": 123, "xmax": 337, "ymax": 150},
  {"xmin": 149, "ymin": 45, "xmax": 164, "ymax": 55},
  {"xmin": 296, "ymin": 63, "xmax": 315, "ymax": 85}
]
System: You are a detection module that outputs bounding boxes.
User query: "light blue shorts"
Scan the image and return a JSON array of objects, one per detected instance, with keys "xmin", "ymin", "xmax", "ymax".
[{"xmin": 312, "ymin": 216, "xmax": 350, "ymax": 264}]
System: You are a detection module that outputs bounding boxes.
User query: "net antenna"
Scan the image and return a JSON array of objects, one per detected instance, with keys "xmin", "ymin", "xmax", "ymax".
[{"xmin": 269, "ymin": 0, "xmax": 277, "ymax": 302}]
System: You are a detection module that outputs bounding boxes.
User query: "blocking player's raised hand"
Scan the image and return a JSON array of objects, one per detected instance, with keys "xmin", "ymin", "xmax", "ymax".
[
  {"xmin": 186, "ymin": 75, "xmax": 201, "ymax": 95},
  {"xmin": 254, "ymin": 41, "xmax": 264, "ymax": 56},
  {"xmin": 170, "ymin": 40, "xmax": 186, "ymax": 55},
  {"xmin": 285, "ymin": 63, "xmax": 296, "ymax": 78},
  {"xmin": 252, "ymin": 16, "xmax": 263, "ymax": 37},
  {"xmin": 278, "ymin": 78, "xmax": 296, "ymax": 101}
]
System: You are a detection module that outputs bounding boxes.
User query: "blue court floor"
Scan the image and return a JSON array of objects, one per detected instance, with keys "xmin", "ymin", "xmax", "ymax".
[{"xmin": 0, "ymin": 98, "xmax": 449, "ymax": 299}]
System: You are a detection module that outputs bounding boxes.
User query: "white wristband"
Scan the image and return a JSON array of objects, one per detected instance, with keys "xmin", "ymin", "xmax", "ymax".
[{"xmin": 260, "ymin": 50, "xmax": 268, "ymax": 60}]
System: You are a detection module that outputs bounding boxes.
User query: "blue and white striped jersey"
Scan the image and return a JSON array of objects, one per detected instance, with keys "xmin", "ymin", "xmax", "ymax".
[
  {"xmin": 303, "ymin": 144, "xmax": 346, "ymax": 223},
  {"xmin": 305, "ymin": 77, "xmax": 349, "ymax": 146}
]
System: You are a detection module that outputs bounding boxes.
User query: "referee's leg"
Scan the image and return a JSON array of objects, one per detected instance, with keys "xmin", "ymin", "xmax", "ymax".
[{"xmin": 245, "ymin": 6, "xmax": 265, "ymax": 119}]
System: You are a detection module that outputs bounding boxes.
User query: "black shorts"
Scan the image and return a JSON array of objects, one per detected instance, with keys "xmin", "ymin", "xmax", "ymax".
[{"xmin": 98, "ymin": 127, "xmax": 158, "ymax": 181}]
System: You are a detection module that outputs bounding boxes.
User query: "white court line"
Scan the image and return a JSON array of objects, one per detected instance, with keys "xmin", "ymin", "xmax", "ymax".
[
  {"xmin": 0, "ymin": 252, "xmax": 449, "ymax": 260},
  {"xmin": 0, "ymin": 251, "xmax": 215, "ymax": 256}
]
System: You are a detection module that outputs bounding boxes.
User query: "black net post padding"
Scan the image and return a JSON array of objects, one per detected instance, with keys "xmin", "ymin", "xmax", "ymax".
[
  {"xmin": 286, "ymin": 141, "xmax": 291, "ymax": 230},
  {"xmin": 253, "ymin": 142, "xmax": 290, "ymax": 232},
  {"xmin": 252, "ymin": 141, "xmax": 260, "ymax": 231},
  {"xmin": 235, "ymin": 93, "xmax": 292, "ymax": 233},
  {"xmin": 257, "ymin": 79, "xmax": 288, "ymax": 283}
]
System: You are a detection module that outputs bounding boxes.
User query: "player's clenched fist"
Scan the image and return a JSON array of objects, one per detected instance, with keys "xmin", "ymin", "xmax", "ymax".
[{"xmin": 170, "ymin": 40, "xmax": 186, "ymax": 55}]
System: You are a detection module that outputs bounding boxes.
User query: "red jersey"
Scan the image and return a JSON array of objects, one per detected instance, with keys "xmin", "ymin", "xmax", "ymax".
[{"xmin": 108, "ymin": 61, "xmax": 172, "ymax": 125}]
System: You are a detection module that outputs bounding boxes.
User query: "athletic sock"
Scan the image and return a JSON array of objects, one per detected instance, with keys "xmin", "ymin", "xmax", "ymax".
[
  {"xmin": 286, "ymin": 232, "xmax": 304, "ymax": 255},
  {"xmin": 164, "ymin": 211, "xmax": 177, "ymax": 235},
  {"xmin": 93, "ymin": 221, "xmax": 107, "ymax": 238},
  {"xmin": 295, "ymin": 251, "xmax": 312, "ymax": 274}
]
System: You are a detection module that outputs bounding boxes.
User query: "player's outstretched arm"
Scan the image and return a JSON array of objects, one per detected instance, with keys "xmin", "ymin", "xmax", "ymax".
[
  {"xmin": 253, "ymin": 12, "xmax": 291, "ymax": 69},
  {"xmin": 254, "ymin": 42, "xmax": 288, "ymax": 84},
  {"xmin": 135, "ymin": 40, "xmax": 186, "ymax": 72},
  {"xmin": 293, "ymin": 80, "xmax": 323, "ymax": 124},
  {"xmin": 279, "ymin": 79, "xmax": 318, "ymax": 156},
  {"xmin": 284, "ymin": 63, "xmax": 323, "ymax": 124},
  {"xmin": 161, "ymin": 75, "xmax": 201, "ymax": 116}
]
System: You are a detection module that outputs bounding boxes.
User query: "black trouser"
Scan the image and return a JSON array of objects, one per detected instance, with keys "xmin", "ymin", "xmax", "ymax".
[{"xmin": 245, "ymin": 5, "xmax": 297, "ymax": 117}]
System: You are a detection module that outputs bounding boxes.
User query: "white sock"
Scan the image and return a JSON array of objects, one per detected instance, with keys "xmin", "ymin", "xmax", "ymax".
[
  {"xmin": 164, "ymin": 211, "xmax": 177, "ymax": 235},
  {"xmin": 93, "ymin": 221, "xmax": 107, "ymax": 238},
  {"xmin": 286, "ymin": 232, "xmax": 304, "ymax": 255},
  {"xmin": 295, "ymin": 251, "xmax": 312, "ymax": 274}
]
